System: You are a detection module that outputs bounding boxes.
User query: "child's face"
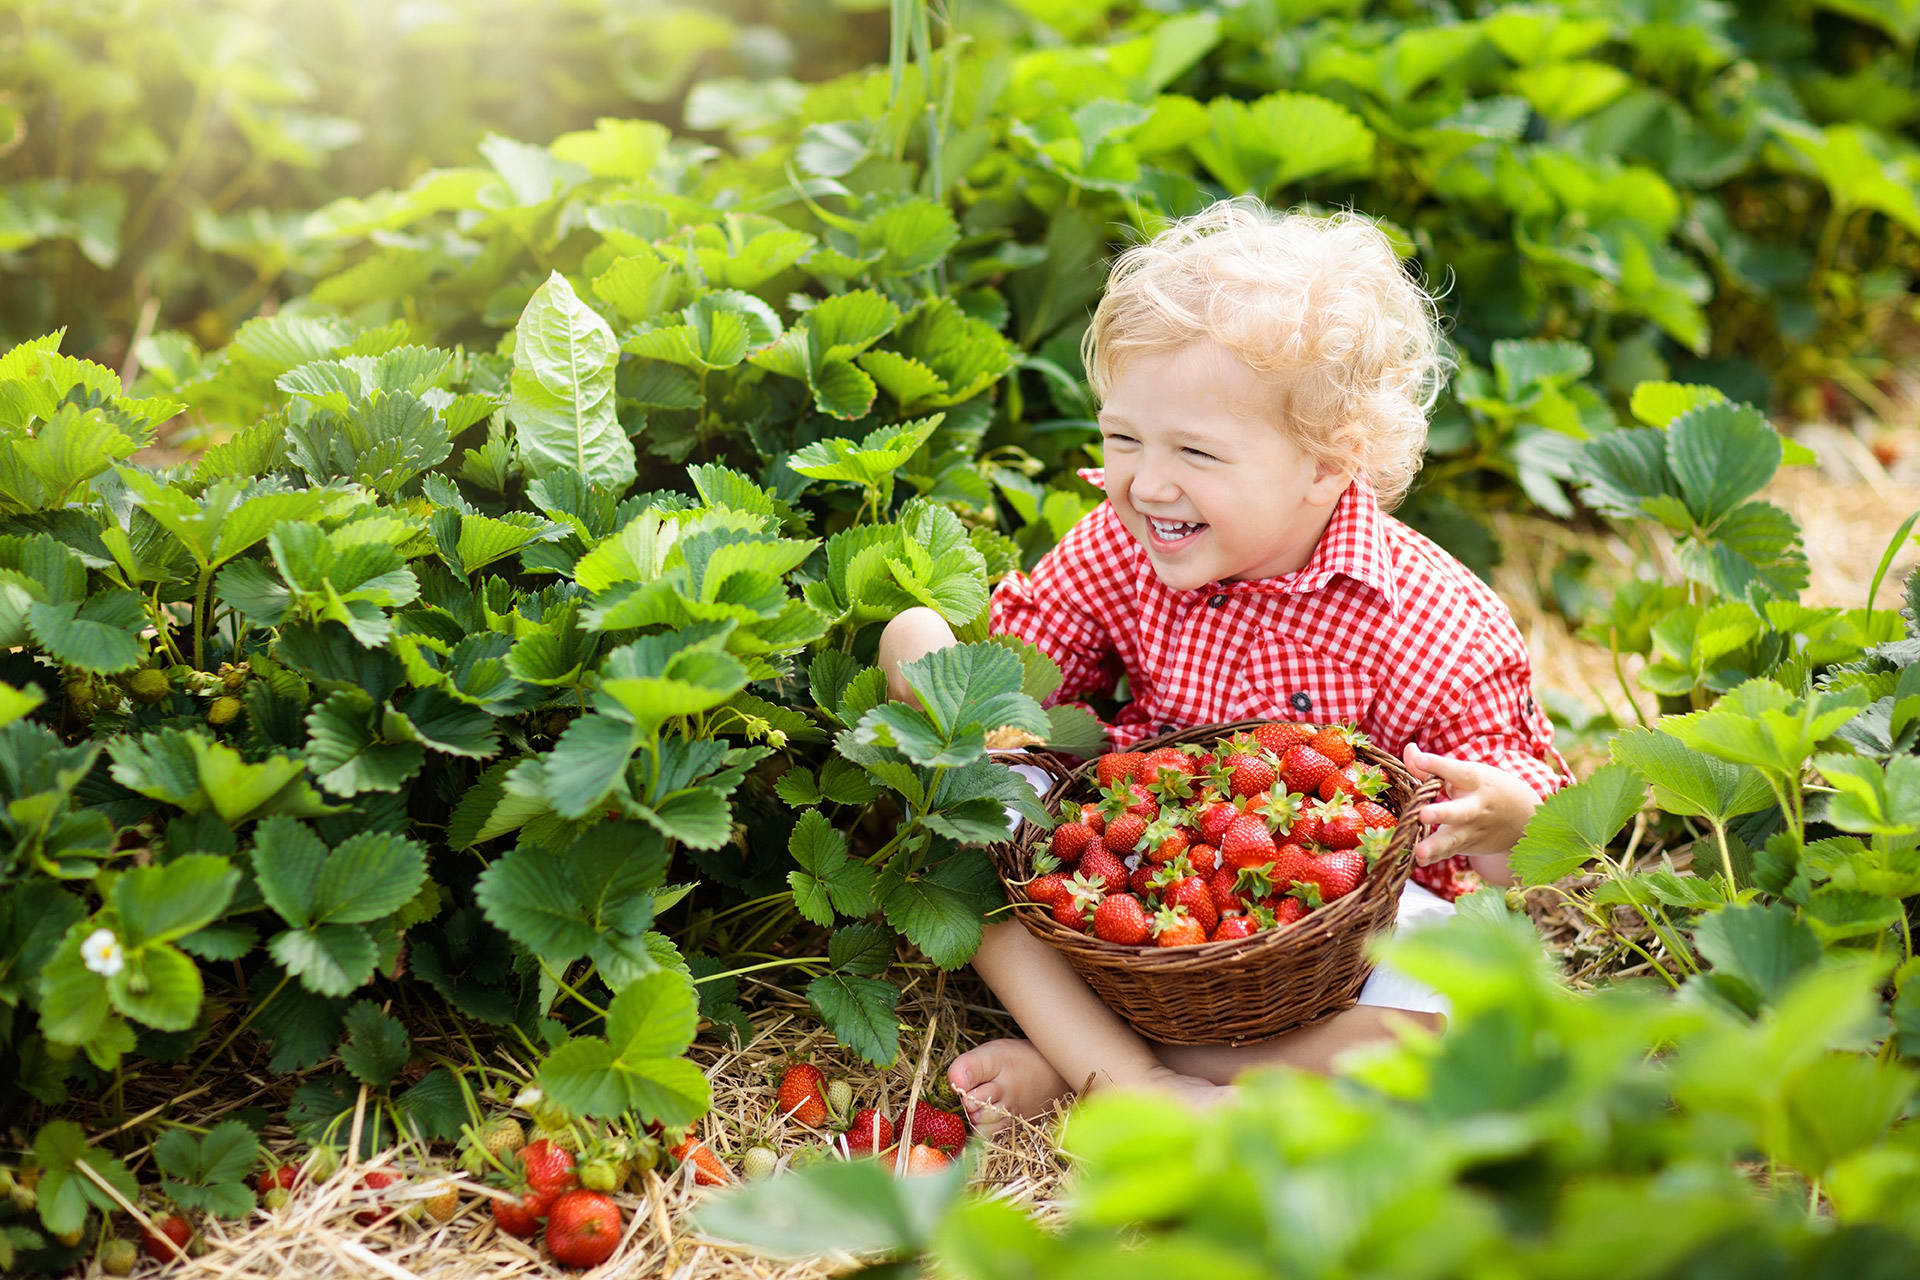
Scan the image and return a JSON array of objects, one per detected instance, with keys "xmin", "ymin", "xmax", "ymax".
[{"xmin": 1097, "ymin": 340, "xmax": 1351, "ymax": 592}]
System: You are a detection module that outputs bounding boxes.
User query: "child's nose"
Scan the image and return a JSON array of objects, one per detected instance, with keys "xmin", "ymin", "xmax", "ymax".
[{"xmin": 1128, "ymin": 465, "xmax": 1181, "ymax": 507}]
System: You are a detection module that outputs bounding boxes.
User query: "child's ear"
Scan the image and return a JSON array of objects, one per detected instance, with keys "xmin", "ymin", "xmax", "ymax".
[{"xmin": 1306, "ymin": 461, "xmax": 1352, "ymax": 505}]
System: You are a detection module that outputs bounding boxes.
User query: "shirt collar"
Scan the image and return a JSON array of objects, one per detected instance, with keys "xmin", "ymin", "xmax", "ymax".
[{"xmin": 1074, "ymin": 467, "xmax": 1398, "ymax": 611}]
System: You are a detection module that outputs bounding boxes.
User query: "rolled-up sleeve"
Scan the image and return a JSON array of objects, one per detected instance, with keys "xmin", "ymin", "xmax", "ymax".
[{"xmin": 1415, "ymin": 621, "xmax": 1571, "ymax": 801}]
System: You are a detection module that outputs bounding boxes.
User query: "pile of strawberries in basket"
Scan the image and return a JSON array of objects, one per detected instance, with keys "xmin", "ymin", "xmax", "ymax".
[{"xmin": 1024, "ymin": 723, "xmax": 1412, "ymax": 946}]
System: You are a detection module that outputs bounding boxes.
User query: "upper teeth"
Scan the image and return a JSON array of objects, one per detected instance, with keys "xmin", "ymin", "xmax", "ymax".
[{"xmin": 1150, "ymin": 518, "xmax": 1200, "ymax": 537}]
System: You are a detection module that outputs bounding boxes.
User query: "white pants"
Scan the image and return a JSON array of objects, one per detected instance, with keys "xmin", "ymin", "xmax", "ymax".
[{"xmin": 1004, "ymin": 761, "xmax": 1451, "ymax": 1018}]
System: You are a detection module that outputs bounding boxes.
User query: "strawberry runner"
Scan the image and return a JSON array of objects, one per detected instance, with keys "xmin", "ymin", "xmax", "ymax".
[{"xmin": 991, "ymin": 469, "xmax": 1571, "ymax": 800}]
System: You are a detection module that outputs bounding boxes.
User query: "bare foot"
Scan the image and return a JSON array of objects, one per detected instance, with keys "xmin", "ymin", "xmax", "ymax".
[
  {"xmin": 949, "ymin": 1040, "xmax": 1232, "ymax": 1135},
  {"xmin": 947, "ymin": 1038, "xmax": 1072, "ymax": 1133}
]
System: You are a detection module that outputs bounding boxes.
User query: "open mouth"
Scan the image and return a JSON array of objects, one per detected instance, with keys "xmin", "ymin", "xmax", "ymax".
[{"xmin": 1145, "ymin": 517, "xmax": 1207, "ymax": 550}]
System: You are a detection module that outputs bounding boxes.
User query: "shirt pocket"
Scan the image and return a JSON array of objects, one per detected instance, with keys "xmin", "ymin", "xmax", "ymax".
[{"xmin": 1239, "ymin": 637, "xmax": 1376, "ymax": 728}]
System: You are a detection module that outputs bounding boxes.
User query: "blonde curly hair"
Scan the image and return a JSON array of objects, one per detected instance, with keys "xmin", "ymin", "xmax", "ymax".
[{"xmin": 1082, "ymin": 198, "xmax": 1448, "ymax": 510}]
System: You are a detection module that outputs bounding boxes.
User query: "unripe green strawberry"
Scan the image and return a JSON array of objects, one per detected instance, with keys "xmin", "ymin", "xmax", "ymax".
[
  {"xmin": 207, "ymin": 695, "xmax": 242, "ymax": 725},
  {"xmin": 529, "ymin": 1123, "xmax": 582, "ymax": 1154},
  {"xmin": 307, "ymin": 1146, "xmax": 341, "ymax": 1182},
  {"xmin": 578, "ymin": 1159, "xmax": 618, "ymax": 1192},
  {"xmin": 55, "ymin": 1225, "xmax": 84, "ymax": 1247},
  {"xmin": 129, "ymin": 668, "xmax": 170, "ymax": 705},
  {"xmin": 826, "ymin": 1078, "xmax": 852, "ymax": 1117},
  {"xmin": 742, "ymin": 1146, "xmax": 778, "ymax": 1179},
  {"xmin": 484, "ymin": 1117, "xmax": 526, "ymax": 1159},
  {"xmin": 99, "ymin": 1238, "xmax": 138, "ymax": 1276},
  {"xmin": 263, "ymin": 1187, "xmax": 290, "ymax": 1211}
]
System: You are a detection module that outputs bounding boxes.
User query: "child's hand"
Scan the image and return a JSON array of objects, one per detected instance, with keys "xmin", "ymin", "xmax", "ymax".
[{"xmin": 1400, "ymin": 745, "xmax": 1540, "ymax": 870}]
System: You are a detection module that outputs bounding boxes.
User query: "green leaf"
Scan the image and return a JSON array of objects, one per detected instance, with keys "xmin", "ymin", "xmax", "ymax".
[
  {"xmin": 111, "ymin": 854, "xmax": 239, "ymax": 948},
  {"xmin": 1693, "ymin": 903, "xmax": 1822, "ymax": 1007},
  {"xmin": 1509, "ymin": 762, "xmax": 1646, "ymax": 885},
  {"xmin": 1663, "ymin": 680, "xmax": 1869, "ymax": 781},
  {"xmin": 692, "ymin": 1153, "xmax": 965, "ymax": 1260},
  {"xmin": 270, "ymin": 923, "xmax": 378, "ymax": 997},
  {"xmin": 879, "ymin": 854, "xmax": 999, "ymax": 969},
  {"xmin": 897, "ymin": 642, "xmax": 1049, "ymax": 741},
  {"xmin": 806, "ymin": 970, "xmax": 900, "ymax": 1066},
  {"xmin": 106, "ymin": 942, "xmax": 202, "ymax": 1030},
  {"xmin": 1629, "ymin": 381, "xmax": 1726, "ymax": 427},
  {"xmin": 306, "ymin": 688, "xmax": 425, "ymax": 795},
  {"xmin": 1666, "ymin": 400, "xmax": 1783, "ymax": 527},
  {"xmin": 253, "ymin": 816, "xmax": 427, "ymax": 928},
  {"xmin": 338, "ymin": 1000, "xmax": 410, "ymax": 1086},
  {"xmin": 509, "ymin": 271, "xmax": 635, "ymax": 490},
  {"xmin": 537, "ymin": 970, "xmax": 710, "ymax": 1123},
  {"xmin": 25, "ymin": 590, "xmax": 145, "ymax": 674},
  {"xmin": 1190, "ymin": 92, "xmax": 1374, "ymax": 195},
  {"xmin": 1773, "ymin": 1053, "xmax": 1917, "ymax": 1178},
  {"xmin": 381, "ymin": 688, "xmax": 500, "ymax": 759},
  {"xmin": 1492, "ymin": 339, "xmax": 1593, "ymax": 400},
  {"xmin": 542, "ymin": 714, "xmax": 639, "ymax": 819},
  {"xmin": 1816, "ymin": 753, "xmax": 1920, "ymax": 838},
  {"xmin": 1609, "ymin": 727, "xmax": 1774, "ymax": 825},
  {"xmin": 788, "ymin": 808, "xmax": 877, "ymax": 925}
]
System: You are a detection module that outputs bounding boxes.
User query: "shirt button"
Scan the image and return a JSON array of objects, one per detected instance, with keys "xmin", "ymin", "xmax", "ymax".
[{"xmin": 1208, "ymin": 593, "xmax": 1228, "ymax": 608}]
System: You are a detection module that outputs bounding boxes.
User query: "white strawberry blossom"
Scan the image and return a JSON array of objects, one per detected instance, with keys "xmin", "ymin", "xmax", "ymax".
[{"xmin": 81, "ymin": 927, "xmax": 124, "ymax": 977}]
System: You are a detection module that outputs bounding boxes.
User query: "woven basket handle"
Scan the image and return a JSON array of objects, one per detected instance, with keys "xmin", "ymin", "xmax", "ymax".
[{"xmin": 1378, "ymin": 775, "xmax": 1444, "ymax": 865}]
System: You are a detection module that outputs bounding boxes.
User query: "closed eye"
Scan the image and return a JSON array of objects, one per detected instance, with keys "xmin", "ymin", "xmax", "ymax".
[{"xmin": 1182, "ymin": 447, "xmax": 1218, "ymax": 461}]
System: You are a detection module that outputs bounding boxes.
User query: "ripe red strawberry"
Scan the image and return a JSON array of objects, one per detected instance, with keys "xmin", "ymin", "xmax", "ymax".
[
  {"xmin": 777, "ymin": 1062, "xmax": 829, "ymax": 1127},
  {"xmin": 1309, "ymin": 850, "xmax": 1366, "ymax": 900},
  {"xmin": 1049, "ymin": 820, "xmax": 1095, "ymax": 864},
  {"xmin": 1355, "ymin": 799, "xmax": 1396, "ymax": 831},
  {"xmin": 1197, "ymin": 800, "xmax": 1241, "ymax": 846},
  {"xmin": 1129, "ymin": 861, "xmax": 1158, "ymax": 895},
  {"xmin": 1319, "ymin": 764, "xmax": 1361, "ymax": 800},
  {"xmin": 1280, "ymin": 744, "xmax": 1337, "ymax": 797},
  {"xmin": 1103, "ymin": 812, "xmax": 1147, "ymax": 855},
  {"xmin": 1312, "ymin": 725, "xmax": 1359, "ymax": 768},
  {"xmin": 518, "ymin": 1139, "xmax": 578, "ymax": 1208},
  {"xmin": 1079, "ymin": 801, "xmax": 1106, "ymax": 835},
  {"xmin": 668, "ymin": 1136, "xmax": 731, "ymax": 1185},
  {"xmin": 1093, "ymin": 892, "xmax": 1152, "ymax": 945},
  {"xmin": 1271, "ymin": 895, "xmax": 1310, "ymax": 925},
  {"xmin": 1152, "ymin": 905, "xmax": 1207, "ymax": 947},
  {"xmin": 256, "ymin": 1164, "xmax": 299, "ymax": 1194},
  {"xmin": 1079, "ymin": 844, "xmax": 1129, "ymax": 893},
  {"xmin": 1211, "ymin": 915, "xmax": 1258, "ymax": 941},
  {"xmin": 142, "ymin": 1214, "xmax": 191, "ymax": 1262},
  {"xmin": 1052, "ymin": 872, "xmax": 1103, "ymax": 930},
  {"xmin": 1025, "ymin": 872, "xmax": 1070, "ymax": 908},
  {"xmin": 1186, "ymin": 841, "xmax": 1220, "ymax": 876},
  {"xmin": 352, "ymin": 1169, "xmax": 403, "ymax": 1225},
  {"xmin": 1220, "ymin": 814, "xmax": 1276, "ymax": 871},
  {"xmin": 1224, "ymin": 751, "xmax": 1276, "ymax": 799},
  {"xmin": 1207, "ymin": 865, "xmax": 1250, "ymax": 916},
  {"xmin": 492, "ymin": 1188, "xmax": 544, "ymax": 1237},
  {"xmin": 1412, "ymin": 853, "xmax": 1478, "ymax": 902},
  {"xmin": 1096, "ymin": 752, "xmax": 1145, "ymax": 788},
  {"xmin": 1315, "ymin": 795, "xmax": 1362, "ymax": 850},
  {"xmin": 546, "ymin": 1189, "xmax": 622, "ymax": 1268},
  {"xmin": 1253, "ymin": 721, "xmax": 1315, "ymax": 754},
  {"xmin": 905, "ymin": 1103, "xmax": 968, "ymax": 1153},
  {"xmin": 845, "ymin": 1108, "xmax": 895, "ymax": 1155},
  {"xmin": 1162, "ymin": 873, "xmax": 1217, "ymax": 933},
  {"xmin": 1135, "ymin": 747, "xmax": 1191, "ymax": 784},
  {"xmin": 905, "ymin": 1143, "xmax": 951, "ymax": 1173},
  {"xmin": 1269, "ymin": 841, "xmax": 1309, "ymax": 891},
  {"xmin": 1140, "ymin": 815, "xmax": 1189, "ymax": 865}
]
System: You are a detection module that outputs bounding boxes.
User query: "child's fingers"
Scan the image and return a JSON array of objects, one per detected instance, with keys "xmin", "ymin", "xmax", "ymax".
[
  {"xmin": 1416, "ymin": 799, "xmax": 1474, "ymax": 828},
  {"xmin": 1403, "ymin": 744, "xmax": 1488, "ymax": 790}
]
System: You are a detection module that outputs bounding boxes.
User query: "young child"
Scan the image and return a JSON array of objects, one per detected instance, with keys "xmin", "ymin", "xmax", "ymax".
[{"xmin": 878, "ymin": 198, "xmax": 1570, "ymax": 1127}]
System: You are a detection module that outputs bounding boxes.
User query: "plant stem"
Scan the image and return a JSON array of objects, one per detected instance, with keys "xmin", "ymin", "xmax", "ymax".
[
  {"xmin": 692, "ymin": 956, "xmax": 829, "ymax": 984},
  {"xmin": 187, "ymin": 971, "xmax": 288, "ymax": 1083},
  {"xmin": 192, "ymin": 565, "xmax": 213, "ymax": 670}
]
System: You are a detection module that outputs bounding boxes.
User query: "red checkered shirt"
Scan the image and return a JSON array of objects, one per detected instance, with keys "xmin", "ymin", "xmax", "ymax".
[{"xmin": 990, "ymin": 470, "xmax": 1570, "ymax": 799}]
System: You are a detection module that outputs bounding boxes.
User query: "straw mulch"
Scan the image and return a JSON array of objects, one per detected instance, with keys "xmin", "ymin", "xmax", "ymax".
[{"xmin": 76, "ymin": 969, "xmax": 1070, "ymax": 1280}]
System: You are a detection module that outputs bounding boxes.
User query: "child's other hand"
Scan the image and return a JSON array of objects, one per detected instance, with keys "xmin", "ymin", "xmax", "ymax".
[{"xmin": 1400, "ymin": 745, "xmax": 1540, "ymax": 866}]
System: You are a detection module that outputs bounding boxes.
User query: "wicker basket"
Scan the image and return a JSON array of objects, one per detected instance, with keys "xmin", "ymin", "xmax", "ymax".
[{"xmin": 988, "ymin": 720, "xmax": 1442, "ymax": 1046}]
